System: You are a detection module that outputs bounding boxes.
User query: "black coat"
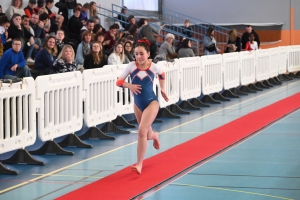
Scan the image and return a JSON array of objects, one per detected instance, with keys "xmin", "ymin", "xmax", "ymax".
[{"xmin": 241, "ymin": 30, "xmax": 260, "ymax": 49}]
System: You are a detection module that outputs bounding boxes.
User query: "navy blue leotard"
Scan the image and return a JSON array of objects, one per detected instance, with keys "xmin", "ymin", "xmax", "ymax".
[{"xmin": 116, "ymin": 62, "xmax": 165, "ymax": 111}]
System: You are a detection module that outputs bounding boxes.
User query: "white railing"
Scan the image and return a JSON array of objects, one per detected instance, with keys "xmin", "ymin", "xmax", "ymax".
[
  {"xmin": 222, "ymin": 52, "xmax": 240, "ymax": 90},
  {"xmin": 201, "ymin": 54, "xmax": 223, "ymax": 95},
  {"xmin": 268, "ymin": 48, "xmax": 279, "ymax": 78},
  {"xmin": 255, "ymin": 49, "xmax": 270, "ymax": 81},
  {"xmin": 156, "ymin": 60, "xmax": 180, "ymax": 108},
  {"xmin": 83, "ymin": 66, "xmax": 118, "ymax": 127},
  {"xmin": 0, "ymin": 78, "xmax": 36, "ymax": 154},
  {"xmin": 240, "ymin": 51, "xmax": 256, "ymax": 85},
  {"xmin": 278, "ymin": 46, "xmax": 288, "ymax": 74},
  {"xmin": 35, "ymin": 72, "xmax": 83, "ymax": 142},
  {"xmin": 287, "ymin": 45, "xmax": 300, "ymax": 72},
  {"xmin": 178, "ymin": 57, "xmax": 202, "ymax": 101}
]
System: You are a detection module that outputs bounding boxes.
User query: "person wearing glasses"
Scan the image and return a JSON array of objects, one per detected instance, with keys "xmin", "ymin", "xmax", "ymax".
[{"xmin": 0, "ymin": 38, "xmax": 32, "ymax": 79}]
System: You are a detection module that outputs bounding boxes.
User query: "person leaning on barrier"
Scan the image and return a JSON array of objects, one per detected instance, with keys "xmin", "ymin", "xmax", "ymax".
[
  {"xmin": 0, "ymin": 38, "xmax": 32, "ymax": 79},
  {"xmin": 51, "ymin": 44, "xmax": 76, "ymax": 73},
  {"xmin": 224, "ymin": 29, "xmax": 241, "ymax": 53},
  {"xmin": 178, "ymin": 39, "xmax": 195, "ymax": 58}
]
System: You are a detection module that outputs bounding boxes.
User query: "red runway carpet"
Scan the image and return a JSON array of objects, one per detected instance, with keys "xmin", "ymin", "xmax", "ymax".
[{"xmin": 57, "ymin": 93, "xmax": 300, "ymax": 200}]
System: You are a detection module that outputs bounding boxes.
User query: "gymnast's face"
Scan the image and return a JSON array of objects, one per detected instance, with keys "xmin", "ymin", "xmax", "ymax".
[{"xmin": 135, "ymin": 46, "xmax": 150, "ymax": 64}]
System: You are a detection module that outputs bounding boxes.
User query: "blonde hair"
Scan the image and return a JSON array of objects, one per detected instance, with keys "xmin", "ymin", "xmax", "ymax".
[
  {"xmin": 228, "ymin": 29, "xmax": 237, "ymax": 43},
  {"xmin": 57, "ymin": 45, "xmax": 75, "ymax": 62},
  {"xmin": 184, "ymin": 19, "xmax": 190, "ymax": 24},
  {"xmin": 113, "ymin": 43, "xmax": 125, "ymax": 63},
  {"xmin": 45, "ymin": 36, "xmax": 58, "ymax": 56},
  {"xmin": 11, "ymin": 0, "xmax": 23, "ymax": 8},
  {"xmin": 89, "ymin": 1, "xmax": 97, "ymax": 18}
]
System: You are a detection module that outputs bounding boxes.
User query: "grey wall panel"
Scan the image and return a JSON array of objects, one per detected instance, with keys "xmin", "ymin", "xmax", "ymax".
[
  {"xmin": 163, "ymin": 0, "xmax": 290, "ymax": 29},
  {"xmin": 294, "ymin": 0, "xmax": 300, "ymax": 30}
]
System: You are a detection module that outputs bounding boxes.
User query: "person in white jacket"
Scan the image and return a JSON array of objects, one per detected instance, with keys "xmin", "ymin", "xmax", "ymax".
[{"xmin": 108, "ymin": 42, "xmax": 127, "ymax": 65}]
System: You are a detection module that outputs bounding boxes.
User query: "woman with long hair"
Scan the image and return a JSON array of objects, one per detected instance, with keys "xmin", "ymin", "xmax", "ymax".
[
  {"xmin": 5, "ymin": 0, "xmax": 25, "ymax": 20},
  {"xmin": 107, "ymin": 42, "xmax": 126, "ymax": 64},
  {"xmin": 116, "ymin": 39, "xmax": 169, "ymax": 174},
  {"xmin": 245, "ymin": 33, "xmax": 258, "ymax": 51},
  {"xmin": 84, "ymin": 41, "xmax": 106, "ymax": 69},
  {"xmin": 124, "ymin": 41, "xmax": 135, "ymax": 62},
  {"xmin": 75, "ymin": 30, "xmax": 92, "ymax": 65},
  {"xmin": 34, "ymin": 35, "xmax": 58, "ymax": 75},
  {"xmin": 89, "ymin": 1, "xmax": 97, "ymax": 18},
  {"xmin": 178, "ymin": 38, "xmax": 195, "ymax": 58},
  {"xmin": 225, "ymin": 28, "xmax": 241, "ymax": 53},
  {"xmin": 203, "ymin": 27, "xmax": 220, "ymax": 55},
  {"xmin": 52, "ymin": 44, "xmax": 76, "ymax": 73}
]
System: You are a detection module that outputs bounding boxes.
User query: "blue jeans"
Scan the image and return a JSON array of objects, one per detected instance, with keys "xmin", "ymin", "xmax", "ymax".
[
  {"xmin": 22, "ymin": 41, "xmax": 35, "ymax": 60},
  {"xmin": 4, "ymin": 65, "xmax": 32, "ymax": 79},
  {"xmin": 68, "ymin": 9, "xmax": 74, "ymax": 19}
]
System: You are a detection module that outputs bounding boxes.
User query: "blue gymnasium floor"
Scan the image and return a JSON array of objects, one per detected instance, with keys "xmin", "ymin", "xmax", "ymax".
[{"xmin": 0, "ymin": 78, "xmax": 300, "ymax": 200}]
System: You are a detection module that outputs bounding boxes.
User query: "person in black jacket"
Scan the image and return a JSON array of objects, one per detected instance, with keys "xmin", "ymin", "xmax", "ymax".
[
  {"xmin": 5, "ymin": 13, "xmax": 35, "ymax": 61},
  {"xmin": 241, "ymin": 25, "xmax": 260, "ymax": 49},
  {"xmin": 182, "ymin": 19, "xmax": 192, "ymax": 38},
  {"xmin": 84, "ymin": 41, "xmax": 106, "ymax": 69},
  {"xmin": 68, "ymin": 7, "xmax": 82, "ymax": 42}
]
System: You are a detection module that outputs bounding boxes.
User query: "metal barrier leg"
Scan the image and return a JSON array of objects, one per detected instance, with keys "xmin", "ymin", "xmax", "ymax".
[
  {"xmin": 222, "ymin": 90, "xmax": 240, "ymax": 98},
  {"xmin": 0, "ymin": 163, "xmax": 18, "ymax": 175},
  {"xmin": 288, "ymin": 72, "xmax": 300, "ymax": 78},
  {"xmin": 58, "ymin": 134, "xmax": 92, "ymax": 148},
  {"xmin": 201, "ymin": 95, "xmax": 221, "ymax": 104},
  {"xmin": 239, "ymin": 86, "xmax": 257, "ymax": 93},
  {"xmin": 79, "ymin": 127, "xmax": 115, "ymax": 140},
  {"xmin": 112, "ymin": 116, "xmax": 136, "ymax": 128},
  {"xmin": 100, "ymin": 122, "xmax": 130, "ymax": 134},
  {"xmin": 255, "ymin": 81, "xmax": 269, "ymax": 89},
  {"xmin": 1, "ymin": 149, "xmax": 45, "ymax": 165},
  {"xmin": 156, "ymin": 107, "xmax": 181, "ymax": 119},
  {"xmin": 268, "ymin": 78, "xmax": 282, "ymax": 85},
  {"xmin": 278, "ymin": 74, "xmax": 293, "ymax": 81},
  {"xmin": 212, "ymin": 93, "xmax": 231, "ymax": 101},
  {"xmin": 29, "ymin": 141, "xmax": 74, "ymax": 155},
  {"xmin": 179, "ymin": 100, "xmax": 201, "ymax": 110},
  {"xmin": 273, "ymin": 76, "xmax": 282, "ymax": 84},
  {"xmin": 249, "ymin": 83, "xmax": 263, "ymax": 91},
  {"xmin": 190, "ymin": 98, "xmax": 210, "ymax": 107},
  {"xmin": 262, "ymin": 80, "xmax": 274, "ymax": 87},
  {"xmin": 169, "ymin": 104, "xmax": 191, "ymax": 114}
]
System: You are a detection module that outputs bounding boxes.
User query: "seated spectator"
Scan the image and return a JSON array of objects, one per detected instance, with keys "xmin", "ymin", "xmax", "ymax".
[
  {"xmin": 90, "ymin": 16, "xmax": 101, "ymax": 25},
  {"xmin": 79, "ymin": 19, "xmax": 95, "ymax": 41},
  {"xmin": 93, "ymin": 23, "xmax": 103, "ymax": 34},
  {"xmin": 52, "ymin": 44, "xmax": 76, "ymax": 73},
  {"xmin": 124, "ymin": 41, "xmax": 134, "ymax": 62},
  {"xmin": 5, "ymin": 0, "xmax": 26, "ymax": 20},
  {"xmin": 80, "ymin": 3, "xmax": 90, "ymax": 25},
  {"xmin": 55, "ymin": 29, "xmax": 66, "ymax": 54},
  {"xmin": 49, "ymin": 14, "xmax": 69, "ymax": 38},
  {"xmin": 118, "ymin": 6, "xmax": 128, "ymax": 29},
  {"xmin": 24, "ymin": 0, "xmax": 37, "ymax": 18},
  {"xmin": 94, "ymin": 32, "xmax": 105, "ymax": 45},
  {"xmin": 126, "ymin": 35, "xmax": 134, "ymax": 45},
  {"xmin": 107, "ymin": 42, "xmax": 126, "ymax": 65},
  {"xmin": 54, "ymin": 0, "xmax": 68, "ymax": 26},
  {"xmin": 34, "ymin": 36, "xmax": 57, "ymax": 75},
  {"xmin": 0, "ymin": 16, "xmax": 12, "ymax": 58},
  {"xmin": 178, "ymin": 39, "xmax": 195, "ymax": 58},
  {"xmin": 30, "ymin": 13, "xmax": 46, "ymax": 57},
  {"xmin": 175, "ymin": 37, "xmax": 185, "ymax": 53},
  {"xmin": 68, "ymin": 7, "xmax": 83, "ymax": 41},
  {"xmin": 203, "ymin": 27, "xmax": 220, "ymax": 55},
  {"xmin": 245, "ymin": 33, "xmax": 258, "ymax": 51},
  {"xmin": 138, "ymin": 18, "xmax": 165, "ymax": 59},
  {"xmin": 125, "ymin": 15, "xmax": 135, "ymax": 31},
  {"xmin": 5, "ymin": 13, "xmax": 35, "ymax": 62},
  {"xmin": 0, "ymin": 38, "xmax": 32, "ymax": 79},
  {"xmin": 75, "ymin": 31, "xmax": 92, "ymax": 65},
  {"xmin": 122, "ymin": 24, "xmax": 138, "ymax": 44},
  {"xmin": 84, "ymin": 41, "xmax": 106, "ymax": 69},
  {"xmin": 241, "ymin": 25, "xmax": 260, "ymax": 49},
  {"xmin": 0, "ymin": 5, "xmax": 5, "ymax": 17},
  {"xmin": 22, "ymin": 15, "xmax": 34, "ymax": 37},
  {"xmin": 182, "ymin": 19, "xmax": 192, "ymax": 38},
  {"xmin": 34, "ymin": 0, "xmax": 46, "ymax": 14},
  {"xmin": 45, "ymin": 0, "xmax": 57, "ymax": 26},
  {"xmin": 224, "ymin": 29, "xmax": 241, "ymax": 53},
  {"xmin": 159, "ymin": 33, "xmax": 177, "ymax": 59},
  {"xmin": 103, "ymin": 24, "xmax": 118, "ymax": 55},
  {"xmin": 89, "ymin": 2, "xmax": 97, "ymax": 19}
]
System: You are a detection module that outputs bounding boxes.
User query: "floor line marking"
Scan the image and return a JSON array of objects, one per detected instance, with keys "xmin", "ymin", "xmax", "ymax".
[
  {"xmin": 171, "ymin": 183, "xmax": 294, "ymax": 200},
  {"xmin": 31, "ymin": 174, "xmax": 103, "ymax": 179},
  {"xmin": 0, "ymin": 81, "xmax": 299, "ymax": 194}
]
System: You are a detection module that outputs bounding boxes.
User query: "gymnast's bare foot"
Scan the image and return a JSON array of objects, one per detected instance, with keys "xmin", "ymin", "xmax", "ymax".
[
  {"xmin": 131, "ymin": 165, "xmax": 142, "ymax": 174},
  {"xmin": 153, "ymin": 132, "xmax": 160, "ymax": 150}
]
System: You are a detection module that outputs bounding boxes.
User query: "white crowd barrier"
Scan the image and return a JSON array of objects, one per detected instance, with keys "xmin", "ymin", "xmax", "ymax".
[
  {"xmin": 287, "ymin": 45, "xmax": 300, "ymax": 72},
  {"xmin": 35, "ymin": 72, "xmax": 83, "ymax": 142},
  {"xmin": 222, "ymin": 52, "xmax": 240, "ymax": 90},
  {"xmin": 0, "ymin": 78, "xmax": 36, "ymax": 154},
  {"xmin": 255, "ymin": 49, "xmax": 270, "ymax": 82},
  {"xmin": 83, "ymin": 67, "xmax": 118, "ymax": 127},
  {"xmin": 201, "ymin": 54, "xmax": 223, "ymax": 95},
  {"xmin": 268, "ymin": 48, "xmax": 279, "ymax": 78},
  {"xmin": 278, "ymin": 46, "xmax": 288, "ymax": 74},
  {"xmin": 240, "ymin": 51, "xmax": 256, "ymax": 85},
  {"xmin": 178, "ymin": 57, "xmax": 202, "ymax": 101},
  {"xmin": 156, "ymin": 60, "xmax": 180, "ymax": 108}
]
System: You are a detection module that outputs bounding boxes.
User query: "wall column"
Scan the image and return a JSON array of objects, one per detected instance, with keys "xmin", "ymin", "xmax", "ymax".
[{"xmin": 290, "ymin": 0, "xmax": 294, "ymax": 45}]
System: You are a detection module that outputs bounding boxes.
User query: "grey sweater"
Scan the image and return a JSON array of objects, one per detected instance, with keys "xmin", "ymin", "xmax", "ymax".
[
  {"xmin": 178, "ymin": 48, "xmax": 195, "ymax": 58},
  {"xmin": 159, "ymin": 41, "xmax": 175, "ymax": 56}
]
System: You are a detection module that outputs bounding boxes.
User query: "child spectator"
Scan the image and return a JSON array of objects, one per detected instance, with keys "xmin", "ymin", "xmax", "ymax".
[
  {"xmin": 245, "ymin": 33, "xmax": 258, "ymax": 51},
  {"xmin": 182, "ymin": 19, "xmax": 192, "ymax": 38}
]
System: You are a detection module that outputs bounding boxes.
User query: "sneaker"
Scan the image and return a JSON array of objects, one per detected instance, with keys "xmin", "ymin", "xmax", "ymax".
[{"xmin": 26, "ymin": 58, "xmax": 35, "ymax": 63}]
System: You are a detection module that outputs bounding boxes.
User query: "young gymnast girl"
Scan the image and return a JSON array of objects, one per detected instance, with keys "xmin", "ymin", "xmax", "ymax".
[{"xmin": 116, "ymin": 39, "xmax": 169, "ymax": 174}]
